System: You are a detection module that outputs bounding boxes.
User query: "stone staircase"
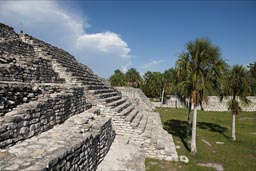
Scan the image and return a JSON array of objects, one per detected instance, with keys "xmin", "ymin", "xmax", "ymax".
[{"xmin": 21, "ymin": 31, "xmax": 178, "ymax": 163}]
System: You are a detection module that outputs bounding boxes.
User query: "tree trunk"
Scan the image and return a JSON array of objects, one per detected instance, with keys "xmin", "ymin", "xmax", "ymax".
[
  {"xmin": 186, "ymin": 100, "xmax": 192, "ymax": 135},
  {"xmin": 161, "ymin": 88, "xmax": 165, "ymax": 105},
  {"xmin": 191, "ymin": 103, "xmax": 197, "ymax": 155},
  {"xmin": 231, "ymin": 113, "xmax": 236, "ymax": 141}
]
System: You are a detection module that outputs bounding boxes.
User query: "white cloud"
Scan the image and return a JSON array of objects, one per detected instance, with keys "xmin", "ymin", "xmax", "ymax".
[
  {"xmin": 141, "ymin": 59, "xmax": 163, "ymax": 70},
  {"xmin": 0, "ymin": 0, "xmax": 131, "ymax": 78},
  {"xmin": 76, "ymin": 32, "xmax": 131, "ymax": 58}
]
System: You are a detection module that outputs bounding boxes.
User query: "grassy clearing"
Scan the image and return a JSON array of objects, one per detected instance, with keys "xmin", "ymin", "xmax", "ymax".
[{"xmin": 145, "ymin": 108, "xmax": 256, "ymax": 171}]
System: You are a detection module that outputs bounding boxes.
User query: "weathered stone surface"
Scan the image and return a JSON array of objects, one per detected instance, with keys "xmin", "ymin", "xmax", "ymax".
[
  {"xmin": 0, "ymin": 22, "xmax": 179, "ymax": 171},
  {"xmin": 0, "ymin": 111, "xmax": 115, "ymax": 171},
  {"xmin": 97, "ymin": 135, "xmax": 145, "ymax": 171},
  {"xmin": 116, "ymin": 86, "xmax": 155, "ymax": 111},
  {"xmin": 0, "ymin": 87, "xmax": 91, "ymax": 148}
]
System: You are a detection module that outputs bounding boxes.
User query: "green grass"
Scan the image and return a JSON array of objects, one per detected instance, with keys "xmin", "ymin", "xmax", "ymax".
[{"xmin": 145, "ymin": 108, "xmax": 256, "ymax": 171}]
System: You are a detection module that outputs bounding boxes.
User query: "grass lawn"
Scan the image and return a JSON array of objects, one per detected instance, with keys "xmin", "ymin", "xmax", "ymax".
[{"xmin": 145, "ymin": 108, "xmax": 256, "ymax": 171}]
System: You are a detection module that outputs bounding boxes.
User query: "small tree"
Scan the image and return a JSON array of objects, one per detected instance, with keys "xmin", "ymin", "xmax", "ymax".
[
  {"xmin": 109, "ymin": 69, "xmax": 127, "ymax": 86},
  {"xmin": 221, "ymin": 65, "xmax": 251, "ymax": 141},
  {"xmin": 160, "ymin": 68, "xmax": 178, "ymax": 104},
  {"xmin": 126, "ymin": 68, "xmax": 143, "ymax": 88},
  {"xmin": 142, "ymin": 71, "xmax": 162, "ymax": 98}
]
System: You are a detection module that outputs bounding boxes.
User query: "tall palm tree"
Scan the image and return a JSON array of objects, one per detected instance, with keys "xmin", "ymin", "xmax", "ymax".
[
  {"xmin": 176, "ymin": 53, "xmax": 193, "ymax": 135},
  {"xmin": 177, "ymin": 38, "xmax": 227, "ymax": 154},
  {"xmin": 221, "ymin": 65, "xmax": 251, "ymax": 141}
]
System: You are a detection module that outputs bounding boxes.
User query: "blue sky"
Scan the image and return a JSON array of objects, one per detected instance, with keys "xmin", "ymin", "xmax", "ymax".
[{"xmin": 0, "ymin": 0, "xmax": 255, "ymax": 78}]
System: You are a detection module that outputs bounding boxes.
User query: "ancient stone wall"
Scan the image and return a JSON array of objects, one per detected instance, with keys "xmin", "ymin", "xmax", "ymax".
[
  {"xmin": 43, "ymin": 118, "xmax": 115, "ymax": 171},
  {"xmin": 0, "ymin": 40, "xmax": 65, "ymax": 83},
  {"xmin": 23, "ymin": 34, "xmax": 94, "ymax": 83},
  {"xmin": 0, "ymin": 87, "xmax": 90, "ymax": 148},
  {"xmin": 163, "ymin": 95, "xmax": 256, "ymax": 111},
  {"xmin": 0, "ymin": 82, "xmax": 42, "ymax": 116},
  {"xmin": 0, "ymin": 113, "xmax": 115, "ymax": 171}
]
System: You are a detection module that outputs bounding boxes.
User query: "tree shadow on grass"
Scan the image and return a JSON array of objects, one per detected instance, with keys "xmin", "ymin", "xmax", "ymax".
[
  {"xmin": 197, "ymin": 122, "xmax": 228, "ymax": 139},
  {"xmin": 164, "ymin": 120, "xmax": 229, "ymax": 152},
  {"xmin": 163, "ymin": 119, "xmax": 191, "ymax": 151}
]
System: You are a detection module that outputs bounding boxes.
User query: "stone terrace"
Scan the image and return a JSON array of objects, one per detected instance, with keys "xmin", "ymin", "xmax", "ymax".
[{"xmin": 0, "ymin": 23, "xmax": 178, "ymax": 171}]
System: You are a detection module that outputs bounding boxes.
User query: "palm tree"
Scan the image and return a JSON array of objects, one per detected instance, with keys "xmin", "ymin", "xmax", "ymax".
[
  {"xmin": 176, "ymin": 53, "xmax": 193, "ymax": 135},
  {"xmin": 126, "ymin": 68, "xmax": 143, "ymax": 88},
  {"xmin": 177, "ymin": 38, "xmax": 227, "ymax": 154},
  {"xmin": 221, "ymin": 65, "xmax": 251, "ymax": 141}
]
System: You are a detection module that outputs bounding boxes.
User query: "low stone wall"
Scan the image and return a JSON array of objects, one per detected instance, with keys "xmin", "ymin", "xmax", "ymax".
[
  {"xmin": 0, "ymin": 112, "xmax": 115, "ymax": 171},
  {"xmin": 0, "ymin": 82, "xmax": 42, "ymax": 116},
  {"xmin": 164, "ymin": 95, "xmax": 256, "ymax": 111},
  {"xmin": 115, "ymin": 87, "xmax": 155, "ymax": 111},
  {"xmin": 0, "ymin": 87, "xmax": 91, "ymax": 148},
  {"xmin": 0, "ymin": 82, "xmax": 71, "ymax": 116},
  {"xmin": 44, "ymin": 118, "xmax": 115, "ymax": 171}
]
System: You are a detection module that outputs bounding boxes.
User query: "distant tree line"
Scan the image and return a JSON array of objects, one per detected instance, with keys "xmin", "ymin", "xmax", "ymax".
[
  {"xmin": 109, "ymin": 38, "xmax": 256, "ymax": 154},
  {"xmin": 109, "ymin": 61, "xmax": 256, "ymax": 100}
]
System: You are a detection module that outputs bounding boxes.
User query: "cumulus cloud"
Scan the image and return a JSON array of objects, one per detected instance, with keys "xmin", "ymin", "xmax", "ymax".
[
  {"xmin": 0, "ymin": 0, "xmax": 131, "ymax": 78},
  {"xmin": 76, "ymin": 31, "xmax": 131, "ymax": 58}
]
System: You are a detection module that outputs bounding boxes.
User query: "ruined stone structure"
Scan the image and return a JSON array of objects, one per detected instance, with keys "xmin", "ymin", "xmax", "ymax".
[
  {"xmin": 162, "ymin": 95, "xmax": 256, "ymax": 111},
  {"xmin": 0, "ymin": 23, "xmax": 178, "ymax": 171}
]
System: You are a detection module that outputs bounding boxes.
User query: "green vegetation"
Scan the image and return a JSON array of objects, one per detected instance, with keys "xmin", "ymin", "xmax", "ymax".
[
  {"xmin": 145, "ymin": 107, "xmax": 256, "ymax": 171},
  {"xmin": 221, "ymin": 65, "xmax": 252, "ymax": 141},
  {"xmin": 248, "ymin": 62, "xmax": 256, "ymax": 96},
  {"xmin": 109, "ymin": 69, "xmax": 127, "ymax": 86},
  {"xmin": 109, "ymin": 68, "xmax": 143, "ymax": 88},
  {"xmin": 142, "ymin": 68, "xmax": 178, "ymax": 98}
]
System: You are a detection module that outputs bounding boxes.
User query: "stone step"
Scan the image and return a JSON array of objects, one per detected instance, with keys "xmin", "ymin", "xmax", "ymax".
[
  {"xmin": 0, "ymin": 111, "xmax": 115, "ymax": 171},
  {"xmin": 105, "ymin": 97, "xmax": 127, "ymax": 107},
  {"xmin": 84, "ymin": 81, "xmax": 105, "ymax": 86},
  {"xmin": 137, "ymin": 114, "xmax": 148, "ymax": 134},
  {"xmin": 124, "ymin": 109, "xmax": 139, "ymax": 123},
  {"xmin": 119, "ymin": 104, "xmax": 135, "ymax": 117},
  {"xmin": 112, "ymin": 101, "xmax": 131, "ymax": 113},
  {"xmin": 95, "ymin": 91, "xmax": 119, "ymax": 99},
  {"xmin": 130, "ymin": 112, "xmax": 143, "ymax": 128},
  {"xmin": 99, "ymin": 95, "xmax": 122, "ymax": 103},
  {"xmin": 143, "ymin": 119, "xmax": 153, "ymax": 138},
  {"xmin": 87, "ymin": 84, "xmax": 109, "ymax": 90},
  {"xmin": 89, "ymin": 88, "xmax": 115, "ymax": 95}
]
